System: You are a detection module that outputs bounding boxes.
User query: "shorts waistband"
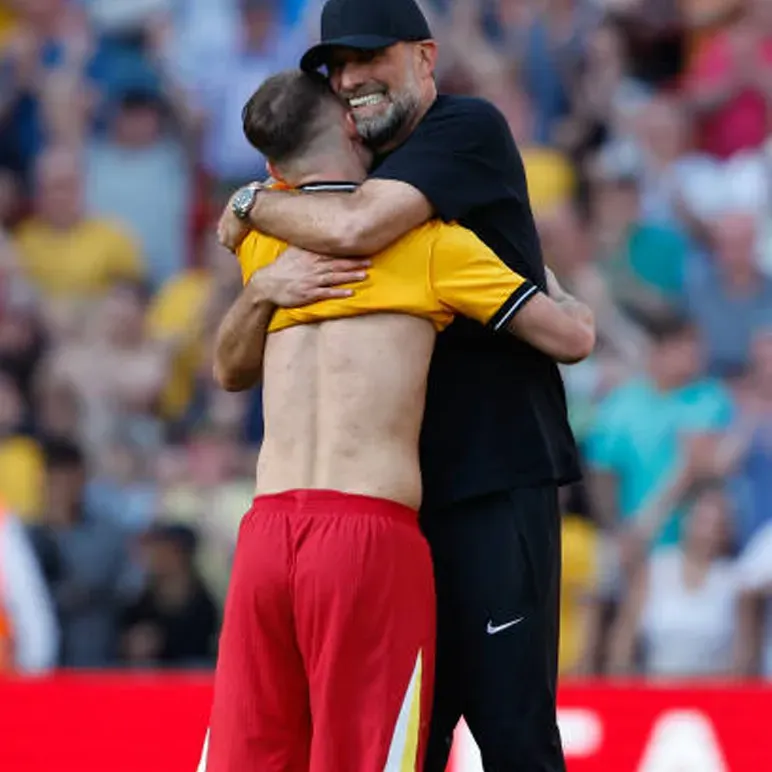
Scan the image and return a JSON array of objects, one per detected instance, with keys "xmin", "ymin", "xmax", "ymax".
[{"xmin": 250, "ymin": 490, "xmax": 418, "ymax": 525}]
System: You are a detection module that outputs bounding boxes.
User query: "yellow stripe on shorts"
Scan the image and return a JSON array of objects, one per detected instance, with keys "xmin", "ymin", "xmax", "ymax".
[{"xmin": 384, "ymin": 650, "xmax": 423, "ymax": 772}]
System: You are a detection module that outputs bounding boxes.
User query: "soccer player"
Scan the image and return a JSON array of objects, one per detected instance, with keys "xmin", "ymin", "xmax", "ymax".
[
  {"xmin": 201, "ymin": 71, "xmax": 593, "ymax": 772},
  {"xmin": 216, "ymin": 1, "xmax": 581, "ymax": 769}
]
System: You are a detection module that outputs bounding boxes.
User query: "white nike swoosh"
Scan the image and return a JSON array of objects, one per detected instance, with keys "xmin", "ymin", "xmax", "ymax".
[{"xmin": 486, "ymin": 617, "xmax": 525, "ymax": 635}]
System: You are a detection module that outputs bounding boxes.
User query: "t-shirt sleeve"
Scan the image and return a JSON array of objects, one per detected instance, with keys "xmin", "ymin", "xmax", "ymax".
[
  {"xmin": 370, "ymin": 98, "xmax": 522, "ymax": 222},
  {"xmin": 236, "ymin": 231, "xmax": 287, "ymax": 285},
  {"xmin": 430, "ymin": 224, "xmax": 537, "ymax": 328}
]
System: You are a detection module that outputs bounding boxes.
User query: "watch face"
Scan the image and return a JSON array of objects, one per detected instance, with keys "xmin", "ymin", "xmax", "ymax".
[{"xmin": 233, "ymin": 187, "xmax": 256, "ymax": 217}]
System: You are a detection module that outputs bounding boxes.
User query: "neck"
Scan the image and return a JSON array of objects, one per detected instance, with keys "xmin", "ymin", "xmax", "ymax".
[
  {"xmin": 650, "ymin": 370, "xmax": 684, "ymax": 393},
  {"xmin": 685, "ymin": 548, "xmax": 713, "ymax": 571},
  {"xmin": 290, "ymin": 157, "xmax": 366, "ymax": 188}
]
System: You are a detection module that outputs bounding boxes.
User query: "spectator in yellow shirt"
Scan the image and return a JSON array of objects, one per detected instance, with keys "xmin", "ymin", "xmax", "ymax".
[
  {"xmin": 0, "ymin": 1, "xmax": 16, "ymax": 50},
  {"xmin": 146, "ymin": 233, "xmax": 239, "ymax": 422},
  {"xmin": 559, "ymin": 484, "xmax": 599, "ymax": 675},
  {"xmin": 480, "ymin": 74, "xmax": 576, "ymax": 217},
  {"xmin": 0, "ymin": 373, "xmax": 43, "ymax": 522},
  {"xmin": 13, "ymin": 147, "xmax": 145, "ymax": 299}
]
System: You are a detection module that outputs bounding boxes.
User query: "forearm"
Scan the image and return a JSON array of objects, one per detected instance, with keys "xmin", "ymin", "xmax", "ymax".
[
  {"xmin": 247, "ymin": 180, "xmax": 431, "ymax": 256},
  {"xmin": 249, "ymin": 190, "xmax": 369, "ymax": 255},
  {"xmin": 733, "ymin": 594, "xmax": 762, "ymax": 676},
  {"xmin": 607, "ymin": 568, "xmax": 647, "ymax": 676},
  {"xmin": 554, "ymin": 294, "xmax": 596, "ymax": 354},
  {"xmin": 213, "ymin": 282, "xmax": 275, "ymax": 392},
  {"xmin": 506, "ymin": 288, "xmax": 596, "ymax": 364},
  {"xmin": 629, "ymin": 466, "xmax": 692, "ymax": 545},
  {"xmin": 714, "ymin": 416, "xmax": 756, "ymax": 475},
  {"xmin": 588, "ymin": 470, "xmax": 619, "ymax": 532},
  {"xmin": 607, "ymin": 619, "xmax": 638, "ymax": 675}
]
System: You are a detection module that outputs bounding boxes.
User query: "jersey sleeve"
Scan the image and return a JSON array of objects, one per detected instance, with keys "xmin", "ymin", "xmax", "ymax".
[
  {"xmin": 235, "ymin": 231, "xmax": 288, "ymax": 285},
  {"xmin": 370, "ymin": 97, "xmax": 524, "ymax": 222},
  {"xmin": 430, "ymin": 224, "xmax": 538, "ymax": 328}
]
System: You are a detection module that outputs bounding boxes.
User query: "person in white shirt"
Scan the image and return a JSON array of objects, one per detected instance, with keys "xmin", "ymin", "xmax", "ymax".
[
  {"xmin": 609, "ymin": 485, "xmax": 745, "ymax": 678},
  {"xmin": 735, "ymin": 519, "xmax": 772, "ymax": 677},
  {"xmin": 0, "ymin": 511, "xmax": 59, "ymax": 673}
]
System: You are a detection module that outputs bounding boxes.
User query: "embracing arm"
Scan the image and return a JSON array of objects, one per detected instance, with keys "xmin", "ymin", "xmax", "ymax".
[
  {"xmin": 212, "ymin": 277, "xmax": 274, "ymax": 392},
  {"xmin": 212, "ymin": 247, "xmax": 371, "ymax": 391},
  {"xmin": 504, "ymin": 278, "xmax": 596, "ymax": 364},
  {"xmin": 607, "ymin": 562, "xmax": 649, "ymax": 675},
  {"xmin": 221, "ymin": 97, "xmax": 524, "ymax": 256},
  {"xmin": 223, "ymin": 180, "xmax": 433, "ymax": 256},
  {"xmin": 431, "ymin": 226, "xmax": 596, "ymax": 363}
]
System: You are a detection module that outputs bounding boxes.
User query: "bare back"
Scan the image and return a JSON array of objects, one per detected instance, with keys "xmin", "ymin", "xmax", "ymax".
[{"xmin": 256, "ymin": 314, "xmax": 436, "ymax": 509}]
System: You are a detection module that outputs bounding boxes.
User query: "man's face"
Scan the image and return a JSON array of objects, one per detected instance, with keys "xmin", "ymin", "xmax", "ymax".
[
  {"xmin": 591, "ymin": 179, "xmax": 640, "ymax": 235},
  {"xmin": 100, "ymin": 285, "xmax": 145, "ymax": 346},
  {"xmin": 114, "ymin": 103, "xmax": 163, "ymax": 148},
  {"xmin": 45, "ymin": 465, "xmax": 84, "ymax": 523},
  {"xmin": 639, "ymin": 98, "xmax": 687, "ymax": 162},
  {"xmin": 653, "ymin": 328, "xmax": 703, "ymax": 386},
  {"xmin": 36, "ymin": 152, "xmax": 83, "ymax": 228},
  {"xmin": 15, "ymin": 0, "xmax": 62, "ymax": 25},
  {"xmin": 712, "ymin": 212, "xmax": 757, "ymax": 273},
  {"xmin": 327, "ymin": 42, "xmax": 425, "ymax": 151},
  {"xmin": 143, "ymin": 539, "xmax": 186, "ymax": 582}
]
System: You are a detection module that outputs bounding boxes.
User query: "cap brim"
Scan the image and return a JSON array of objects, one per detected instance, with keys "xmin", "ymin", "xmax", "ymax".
[{"xmin": 300, "ymin": 34, "xmax": 400, "ymax": 72}]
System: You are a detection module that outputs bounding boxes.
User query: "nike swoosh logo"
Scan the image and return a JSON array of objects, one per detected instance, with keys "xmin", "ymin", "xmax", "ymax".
[{"xmin": 486, "ymin": 617, "xmax": 525, "ymax": 635}]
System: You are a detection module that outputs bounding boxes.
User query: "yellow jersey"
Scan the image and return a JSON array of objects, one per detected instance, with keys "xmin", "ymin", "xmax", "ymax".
[
  {"xmin": 14, "ymin": 217, "xmax": 143, "ymax": 298},
  {"xmin": 237, "ymin": 219, "xmax": 537, "ymax": 333}
]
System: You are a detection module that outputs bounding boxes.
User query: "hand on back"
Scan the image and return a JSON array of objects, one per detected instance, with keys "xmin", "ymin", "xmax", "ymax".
[{"xmin": 249, "ymin": 247, "xmax": 370, "ymax": 307}]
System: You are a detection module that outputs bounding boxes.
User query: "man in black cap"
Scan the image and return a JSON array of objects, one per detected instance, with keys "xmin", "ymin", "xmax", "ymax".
[{"xmin": 215, "ymin": 1, "xmax": 579, "ymax": 770}]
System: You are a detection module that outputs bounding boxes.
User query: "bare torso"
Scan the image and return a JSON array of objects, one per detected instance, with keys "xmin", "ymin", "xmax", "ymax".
[{"xmin": 256, "ymin": 314, "xmax": 436, "ymax": 509}]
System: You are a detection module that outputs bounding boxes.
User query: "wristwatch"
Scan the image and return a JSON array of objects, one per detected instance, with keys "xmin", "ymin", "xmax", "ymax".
[{"xmin": 231, "ymin": 182, "xmax": 262, "ymax": 220}]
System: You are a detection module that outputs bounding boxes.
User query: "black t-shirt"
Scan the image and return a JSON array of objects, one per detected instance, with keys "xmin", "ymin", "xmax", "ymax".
[
  {"xmin": 120, "ymin": 579, "xmax": 218, "ymax": 666},
  {"xmin": 371, "ymin": 94, "xmax": 581, "ymax": 511}
]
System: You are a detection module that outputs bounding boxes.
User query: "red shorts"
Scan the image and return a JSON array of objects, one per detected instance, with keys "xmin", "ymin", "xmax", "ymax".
[{"xmin": 199, "ymin": 490, "xmax": 436, "ymax": 772}]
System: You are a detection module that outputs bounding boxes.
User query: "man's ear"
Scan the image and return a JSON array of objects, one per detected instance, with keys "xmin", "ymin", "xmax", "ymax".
[
  {"xmin": 344, "ymin": 110, "xmax": 360, "ymax": 140},
  {"xmin": 266, "ymin": 161, "xmax": 284, "ymax": 185},
  {"xmin": 416, "ymin": 40, "xmax": 438, "ymax": 77}
]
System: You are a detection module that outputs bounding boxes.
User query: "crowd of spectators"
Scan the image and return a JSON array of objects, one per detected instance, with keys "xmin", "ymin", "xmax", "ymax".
[{"xmin": 0, "ymin": 0, "xmax": 771, "ymax": 680}]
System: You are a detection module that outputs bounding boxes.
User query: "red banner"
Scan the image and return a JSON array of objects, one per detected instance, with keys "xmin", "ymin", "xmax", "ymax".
[{"xmin": 0, "ymin": 676, "xmax": 770, "ymax": 771}]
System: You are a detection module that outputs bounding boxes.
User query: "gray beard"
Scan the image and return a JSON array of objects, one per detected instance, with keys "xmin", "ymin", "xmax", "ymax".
[{"xmin": 355, "ymin": 95, "xmax": 420, "ymax": 152}]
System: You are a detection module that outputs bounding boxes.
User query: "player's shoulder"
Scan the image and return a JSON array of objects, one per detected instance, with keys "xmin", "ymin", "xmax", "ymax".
[
  {"xmin": 432, "ymin": 94, "xmax": 507, "ymax": 122},
  {"xmin": 380, "ymin": 219, "xmax": 443, "ymax": 258},
  {"xmin": 236, "ymin": 230, "xmax": 287, "ymax": 284},
  {"xmin": 237, "ymin": 230, "xmax": 284, "ymax": 257},
  {"xmin": 432, "ymin": 220, "xmax": 478, "ymax": 246},
  {"xmin": 428, "ymin": 221, "xmax": 492, "ymax": 268},
  {"xmin": 418, "ymin": 95, "xmax": 517, "ymax": 164},
  {"xmin": 426, "ymin": 94, "xmax": 510, "ymax": 136}
]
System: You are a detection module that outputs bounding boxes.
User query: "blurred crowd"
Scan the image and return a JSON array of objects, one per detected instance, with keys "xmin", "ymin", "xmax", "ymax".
[{"xmin": 0, "ymin": 0, "xmax": 771, "ymax": 681}]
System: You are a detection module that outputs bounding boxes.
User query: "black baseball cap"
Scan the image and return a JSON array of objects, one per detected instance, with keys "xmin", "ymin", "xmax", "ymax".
[{"xmin": 300, "ymin": 0, "xmax": 432, "ymax": 73}]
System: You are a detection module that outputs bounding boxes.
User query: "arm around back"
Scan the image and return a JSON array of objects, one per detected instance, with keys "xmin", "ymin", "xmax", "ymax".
[
  {"xmin": 212, "ymin": 246, "xmax": 372, "ymax": 391},
  {"xmin": 429, "ymin": 223, "xmax": 595, "ymax": 364},
  {"xmin": 245, "ymin": 179, "xmax": 433, "ymax": 256},
  {"xmin": 505, "ymin": 291, "xmax": 596, "ymax": 364},
  {"xmin": 234, "ymin": 96, "xmax": 516, "ymax": 257}
]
